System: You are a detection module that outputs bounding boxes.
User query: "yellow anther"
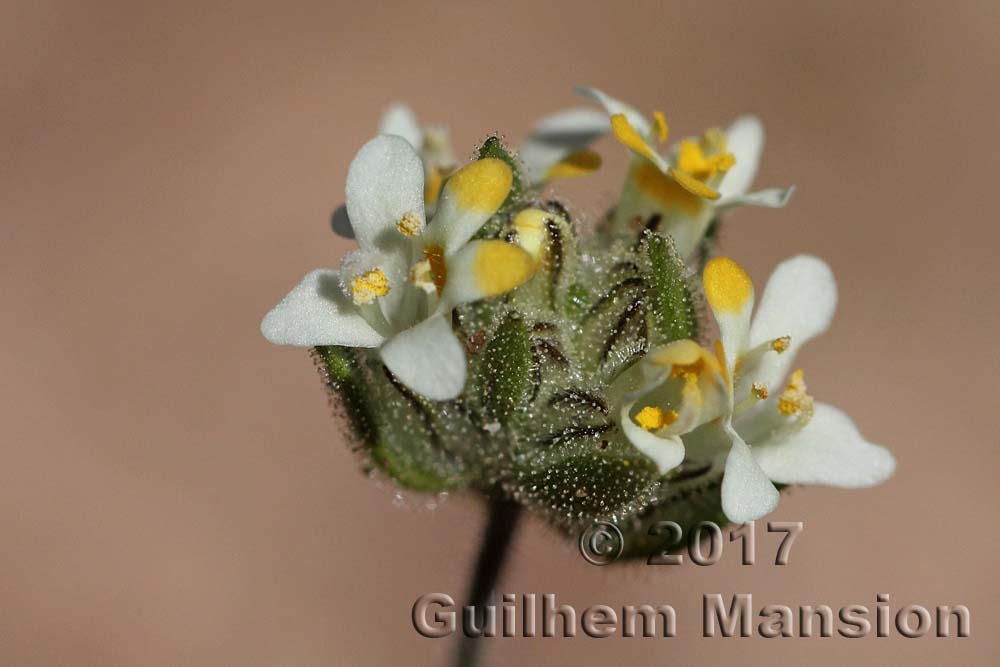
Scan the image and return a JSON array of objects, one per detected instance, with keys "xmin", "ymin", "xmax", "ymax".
[
  {"xmin": 778, "ymin": 369, "xmax": 815, "ymax": 422},
  {"xmin": 653, "ymin": 111, "xmax": 669, "ymax": 144},
  {"xmin": 634, "ymin": 406, "xmax": 679, "ymax": 431},
  {"xmin": 751, "ymin": 382, "xmax": 769, "ymax": 399},
  {"xmin": 771, "ymin": 336, "xmax": 791, "ymax": 353},
  {"xmin": 673, "ymin": 129, "xmax": 736, "ymax": 186},
  {"xmin": 715, "ymin": 153, "xmax": 736, "ymax": 172},
  {"xmin": 677, "ymin": 139, "xmax": 711, "ymax": 177},
  {"xmin": 350, "ymin": 268, "xmax": 389, "ymax": 305},
  {"xmin": 397, "ymin": 211, "xmax": 423, "ymax": 237}
]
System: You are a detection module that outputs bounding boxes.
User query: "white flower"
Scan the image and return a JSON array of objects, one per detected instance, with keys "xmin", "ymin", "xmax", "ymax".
[
  {"xmin": 576, "ymin": 87, "xmax": 794, "ymax": 257},
  {"xmin": 695, "ymin": 254, "xmax": 896, "ymax": 523},
  {"xmin": 613, "ymin": 255, "xmax": 894, "ymax": 524},
  {"xmin": 262, "ymin": 135, "xmax": 535, "ymax": 401},
  {"xmin": 610, "ymin": 339, "xmax": 726, "ymax": 475},
  {"xmin": 377, "ymin": 101, "xmax": 608, "ymax": 195}
]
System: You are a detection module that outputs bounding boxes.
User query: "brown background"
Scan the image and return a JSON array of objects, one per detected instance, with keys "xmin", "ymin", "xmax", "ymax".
[{"xmin": 2, "ymin": 1, "xmax": 998, "ymax": 665}]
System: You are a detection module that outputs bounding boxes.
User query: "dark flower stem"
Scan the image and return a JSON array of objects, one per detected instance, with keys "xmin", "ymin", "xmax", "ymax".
[{"xmin": 452, "ymin": 495, "xmax": 522, "ymax": 667}]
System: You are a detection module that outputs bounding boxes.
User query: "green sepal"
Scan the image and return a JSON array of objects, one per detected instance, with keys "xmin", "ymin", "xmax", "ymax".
[
  {"xmin": 640, "ymin": 231, "xmax": 700, "ymax": 345},
  {"xmin": 502, "ymin": 431, "xmax": 663, "ymax": 528},
  {"xmin": 566, "ymin": 283, "xmax": 590, "ymax": 316},
  {"xmin": 315, "ymin": 346, "xmax": 471, "ymax": 493},
  {"xmin": 479, "ymin": 314, "xmax": 532, "ymax": 424},
  {"xmin": 569, "ymin": 243, "xmax": 650, "ymax": 379},
  {"xmin": 314, "ymin": 345, "xmax": 374, "ymax": 441}
]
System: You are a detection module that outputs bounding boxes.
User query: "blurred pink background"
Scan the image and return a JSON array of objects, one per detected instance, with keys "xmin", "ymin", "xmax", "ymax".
[{"xmin": 2, "ymin": 1, "xmax": 997, "ymax": 664}]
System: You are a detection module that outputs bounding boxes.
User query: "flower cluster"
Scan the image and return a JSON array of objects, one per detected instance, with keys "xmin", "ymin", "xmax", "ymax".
[{"xmin": 261, "ymin": 87, "xmax": 894, "ymax": 545}]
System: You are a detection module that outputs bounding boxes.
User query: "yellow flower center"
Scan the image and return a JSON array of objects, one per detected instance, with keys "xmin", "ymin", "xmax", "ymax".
[
  {"xmin": 414, "ymin": 244, "xmax": 447, "ymax": 295},
  {"xmin": 675, "ymin": 128, "xmax": 736, "ymax": 183},
  {"xmin": 778, "ymin": 369, "xmax": 815, "ymax": 422},
  {"xmin": 669, "ymin": 359, "xmax": 706, "ymax": 383},
  {"xmin": 635, "ymin": 406, "xmax": 679, "ymax": 431},
  {"xmin": 751, "ymin": 382, "xmax": 769, "ymax": 399},
  {"xmin": 350, "ymin": 268, "xmax": 389, "ymax": 305},
  {"xmin": 410, "ymin": 259, "xmax": 436, "ymax": 294}
]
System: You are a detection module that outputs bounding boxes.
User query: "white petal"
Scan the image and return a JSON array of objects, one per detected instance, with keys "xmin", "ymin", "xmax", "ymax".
[
  {"xmin": 678, "ymin": 420, "xmax": 733, "ymax": 461},
  {"xmin": 261, "ymin": 269, "xmax": 386, "ymax": 348},
  {"xmin": 660, "ymin": 209, "xmax": 716, "ymax": 260},
  {"xmin": 754, "ymin": 402, "xmax": 896, "ymax": 487},
  {"xmin": 330, "ymin": 204, "xmax": 354, "ymax": 238},
  {"xmin": 721, "ymin": 428, "xmax": 780, "ymax": 523},
  {"xmin": 751, "ymin": 254, "xmax": 836, "ymax": 346},
  {"xmin": 440, "ymin": 240, "xmax": 535, "ymax": 309},
  {"xmin": 429, "ymin": 158, "xmax": 513, "ymax": 254},
  {"xmin": 519, "ymin": 107, "xmax": 608, "ymax": 185},
  {"xmin": 717, "ymin": 115, "xmax": 763, "ymax": 200},
  {"xmin": 530, "ymin": 107, "xmax": 610, "ymax": 136},
  {"xmin": 574, "ymin": 86, "xmax": 652, "ymax": 137},
  {"xmin": 379, "ymin": 315, "xmax": 466, "ymax": 400},
  {"xmin": 745, "ymin": 255, "xmax": 837, "ymax": 390},
  {"xmin": 345, "ymin": 135, "xmax": 426, "ymax": 253},
  {"xmin": 620, "ymin": 404, "xmax": 685, "ymax": 474},
  {"xmin": 378, "ymin": 103, "xmax": 423, "ymax": 150},
  {"xmin": 719, "ymin": 186, "xmax": 794, "ymax": 209}
]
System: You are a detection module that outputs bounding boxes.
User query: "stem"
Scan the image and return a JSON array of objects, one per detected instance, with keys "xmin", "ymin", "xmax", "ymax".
[{"xmin": 452, "ymin": 495, "xmax": 522, "ymax": 667}]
